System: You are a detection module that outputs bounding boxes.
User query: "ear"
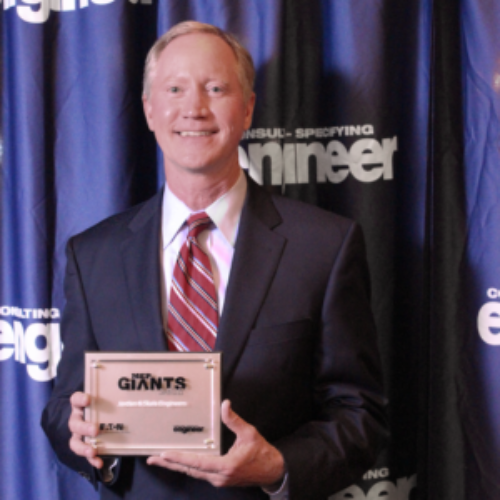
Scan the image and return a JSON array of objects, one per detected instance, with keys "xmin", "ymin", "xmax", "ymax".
[
  {"xmin": 143, "ymin": 95, "xmax": 155, "ymax": 131},
  {"xmin": 243, "ymin": 92, "xmax": 256, "ymax": 130}
]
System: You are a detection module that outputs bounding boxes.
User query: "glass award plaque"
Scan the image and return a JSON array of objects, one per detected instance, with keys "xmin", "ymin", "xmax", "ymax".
[{"xmin": 84, "ymin": 352, "xmax": 221, "ymax": 456}]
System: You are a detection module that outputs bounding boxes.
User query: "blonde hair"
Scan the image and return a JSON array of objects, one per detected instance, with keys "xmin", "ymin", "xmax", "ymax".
[{"xmin": 143, "ymin": 21, "xmax": 255, "ymax": 102}]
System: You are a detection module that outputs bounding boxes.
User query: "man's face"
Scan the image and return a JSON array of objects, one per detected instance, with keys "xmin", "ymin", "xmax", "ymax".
[{"xmin": 143, "ymin": 33, "xmax": 255, "ymax": 179}]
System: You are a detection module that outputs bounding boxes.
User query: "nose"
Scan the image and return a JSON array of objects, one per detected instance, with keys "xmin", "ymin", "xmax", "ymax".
[{"xmin": 183, "ymin": 87, "xmax": 209, "ymax": 119}]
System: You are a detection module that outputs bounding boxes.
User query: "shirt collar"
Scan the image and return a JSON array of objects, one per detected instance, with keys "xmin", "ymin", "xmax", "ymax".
[{"xmin": 162, "ymin": 169, "xmax": 247, "ymax": 249}]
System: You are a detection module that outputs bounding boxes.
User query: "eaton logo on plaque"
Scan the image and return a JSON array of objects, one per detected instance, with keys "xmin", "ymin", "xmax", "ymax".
[{"xmin": 84, "ymin": 352, "xmax": 221, "ymax": 456}]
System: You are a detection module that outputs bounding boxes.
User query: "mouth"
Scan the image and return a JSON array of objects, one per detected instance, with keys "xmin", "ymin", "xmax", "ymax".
[{"xmin": 177, "ymin": 131, "xmax": 215, "ymax": 137}]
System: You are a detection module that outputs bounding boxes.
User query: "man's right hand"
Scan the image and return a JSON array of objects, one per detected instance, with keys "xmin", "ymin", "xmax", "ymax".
[{"xmin": 68, "ymin": 392, "xmax": 103, "ymax": 469}]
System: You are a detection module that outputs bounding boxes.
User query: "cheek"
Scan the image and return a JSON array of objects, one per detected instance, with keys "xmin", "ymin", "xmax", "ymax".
[
  {"xmin": 218, "ymin": 110, "xmax": 244, "ymax": 133},
  {"xmin": 150, "ymin": 97, "xmax": 174, "ymax": 122}
]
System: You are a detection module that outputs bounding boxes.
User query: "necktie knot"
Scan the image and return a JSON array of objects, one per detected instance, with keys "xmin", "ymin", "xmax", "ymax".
[{"xmin": 187, "ymin": 212, "xmax": 212, "ymax": 240}]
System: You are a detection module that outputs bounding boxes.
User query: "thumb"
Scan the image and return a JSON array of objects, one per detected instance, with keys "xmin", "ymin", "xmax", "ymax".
[{"xmin": 221, "ymin": 399, "xmax": 250, "ymax": 437}]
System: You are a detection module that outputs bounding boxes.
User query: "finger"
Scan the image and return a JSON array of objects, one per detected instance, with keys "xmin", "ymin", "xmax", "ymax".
[
  {"xmin": 69, "ymin": 434, "xmax": 99, "ymax": 460},
  {"xmin": 70, "ymin": 392, "xmax": 91, "ymax": 409},
  {"xmin": 69, "ymin": 413, "xmax": 99, "ymax": 437},
  {"xmin": 221, "ymin": 399, "xmax": 231, "ymax": 420},
  {"xmin": 88, "ymin": 456, "xmax": 104, "ymax": 469},
  {"xmin": 147, "ymin": 456, "xmax": 231, "ymax": 487},
  {"xmin": 70, "ymin": 437, "xmax": 104, "ymax": 469},
  {"xmin": 69, "ymin": 393, "xmax": 98, "ymax": 437},
  {"xmin": 221, "ymin": 400, "xmax": 254, "ymax": 438},
  {"xmin": 147, "ymin": 456, "xmax": 198, "ymax": 475},
  {"xmin": 156, "ymin": 451, "xmax": 222, "ymax": 473}
]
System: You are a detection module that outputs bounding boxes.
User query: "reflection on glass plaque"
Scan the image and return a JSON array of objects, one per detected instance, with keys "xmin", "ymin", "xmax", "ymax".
[{"xmin": 84, "ymin": 352, "xmax": 221, "ymax": 456}]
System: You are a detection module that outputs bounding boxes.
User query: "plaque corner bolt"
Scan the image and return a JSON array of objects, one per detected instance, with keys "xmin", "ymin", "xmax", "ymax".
[
  {"xmin": 87, "ymin": 438, "xmax": 99, "ymax": 449},
  {"xmin": 91, "ymin": 361, "xmax": 101, "ymax": 369}
]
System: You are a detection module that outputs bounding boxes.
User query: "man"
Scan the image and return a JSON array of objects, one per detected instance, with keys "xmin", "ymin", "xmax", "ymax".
[{"xmin": 42, "ymin": 21, "xmax": 388, "ymax": 500}]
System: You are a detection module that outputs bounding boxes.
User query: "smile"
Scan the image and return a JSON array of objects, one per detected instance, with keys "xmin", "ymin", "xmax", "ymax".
[{"xmin": 177, "ymin": 131, "xmax": 214, "ymax": 137}]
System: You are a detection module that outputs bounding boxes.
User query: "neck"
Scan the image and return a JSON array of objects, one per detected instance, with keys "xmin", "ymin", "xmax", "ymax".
[{"xmin": 165, "ymin": 163, "xmax": 241, "ymax": 211}]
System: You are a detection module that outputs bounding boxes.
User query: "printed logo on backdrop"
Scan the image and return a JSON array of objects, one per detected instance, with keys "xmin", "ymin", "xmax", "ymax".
[
  {"xmin": 329, "ymin": 469, "xmax": 416, "ymax": 500},
  {"xmin": 0, "ymin": 306, "xmax": 61, "ymax": 382},
  {"xmin": 1, "ymin": 0, "xmax": 151, "ymax": 24},
  {"xmin": 239, "ymin": 124, "xmax": 398, "ymax": 187},
  {"xmin": 478, "ymin": 288, "xmax": 500, "ymax": 345}
]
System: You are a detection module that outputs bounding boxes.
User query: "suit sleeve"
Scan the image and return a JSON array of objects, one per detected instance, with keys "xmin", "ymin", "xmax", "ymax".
[
  {"xmin": 41, "ymin": 238, "xmax": 102, "ymax": 486},
  {"xmin": 273, "ymin": 222, "xmax": 389, "ymax": 500}
]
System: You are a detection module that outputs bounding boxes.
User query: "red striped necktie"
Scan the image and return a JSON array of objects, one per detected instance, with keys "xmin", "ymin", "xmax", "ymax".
[{"xmin": 167, "ymin": 212, "xmax": 218, "ymax": 352}]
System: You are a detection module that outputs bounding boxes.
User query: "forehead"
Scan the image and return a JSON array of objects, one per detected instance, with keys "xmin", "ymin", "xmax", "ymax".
[{"xmin": 155, "ymin": 33, "xmax": 239, "ymax": 80}]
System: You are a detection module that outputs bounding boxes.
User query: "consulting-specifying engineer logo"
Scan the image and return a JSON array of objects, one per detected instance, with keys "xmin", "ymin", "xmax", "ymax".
[
  {"xmin": 0, "ymin": 305, "xmax": 61, "ymax": 382},
  {"xmin": 478, "ymin": 288, "xmax": 500, "ymax": 345},
  {"xmin": 2, "ymin": 0, "xmax": 151, "ymax": 25},
  {"xmin": 329, "ymin": 469, "xmax": 416, "ymax": 500},
  {"xmin": 239, "ymin": 124, "xmax": 397, "ymax": 187}
]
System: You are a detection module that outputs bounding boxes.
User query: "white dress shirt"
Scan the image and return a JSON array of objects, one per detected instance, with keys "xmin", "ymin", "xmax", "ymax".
[
  {"xmin": 160, "ymin": 170, "xmax": 288, "ymax": 500},
  {"xmin": 160, "ymin": 170, "xmax": 247, "ymax": 325}
]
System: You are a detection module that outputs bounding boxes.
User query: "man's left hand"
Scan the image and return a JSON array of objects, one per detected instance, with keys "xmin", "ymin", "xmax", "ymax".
[{"xmin": 147, "ymin": 399, "xmax": 285, "ymax": 489}]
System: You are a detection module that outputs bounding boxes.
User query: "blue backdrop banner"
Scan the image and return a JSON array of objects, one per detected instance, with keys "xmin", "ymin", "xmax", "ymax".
[
  {"xmin": 0, "ymin": 1, "xmax": 432, "ymax": 499},
  {"xmin": 460, "ymin": 0, "xmax": 500, "ymax": 497}
]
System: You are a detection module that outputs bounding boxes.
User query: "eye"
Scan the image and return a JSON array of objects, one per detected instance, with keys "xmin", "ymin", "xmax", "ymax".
[
  {"xmin": 168, "ymin": 86, "xmax": 181, "ymax": 93},
  {"xmin": 209, "ymin": 85, "xmax": 224, "ymax": 94}
]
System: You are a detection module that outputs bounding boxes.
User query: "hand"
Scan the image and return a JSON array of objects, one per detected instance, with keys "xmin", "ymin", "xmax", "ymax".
[
  {"xmin": 147, "ymin": 400, "xmax": 285, "ymax": 488},
  {"xmin": 68, "ymin": 392, "xmax": 103, "ymax": 469}
]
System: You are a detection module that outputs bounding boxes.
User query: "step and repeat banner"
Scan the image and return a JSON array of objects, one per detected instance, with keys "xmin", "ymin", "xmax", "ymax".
[
  {"xmin": 1, "ymin": 0, "xmax": 497, "ymax": 499},
  {"xmin": 459, "ymin": 0, "xmax": 500, "ymax": 498}
]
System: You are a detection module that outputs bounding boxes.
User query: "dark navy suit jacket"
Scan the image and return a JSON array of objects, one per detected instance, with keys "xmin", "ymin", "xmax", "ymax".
[{"xmin": 42, "ymin": 177, "xmax": 388, "ymax": 500}]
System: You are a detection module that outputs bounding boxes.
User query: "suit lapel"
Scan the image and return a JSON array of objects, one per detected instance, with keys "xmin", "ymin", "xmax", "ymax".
[
  {"xmin": 120, "ymin": 192, "xmax": 167, "ymax": 352},
  {"xmin": 117, "ymin": 181, "xmax": 285, "ymax": 367},
  {"xmin": 216, "ymin": 179, "xmax": 285, "ymax": 382}
]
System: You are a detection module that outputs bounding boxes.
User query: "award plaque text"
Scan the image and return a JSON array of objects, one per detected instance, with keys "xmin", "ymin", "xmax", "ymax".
[{"xmin": 84, "ymin": 352, "xmax": 221, "ymax": 456}]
